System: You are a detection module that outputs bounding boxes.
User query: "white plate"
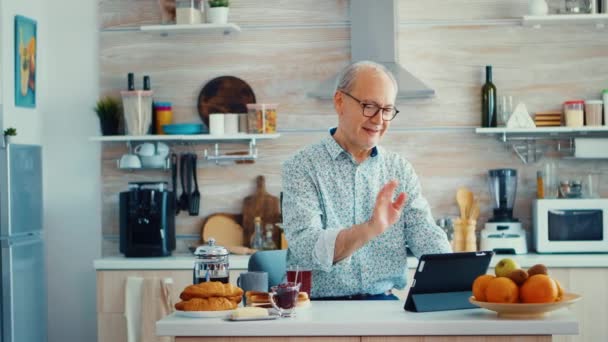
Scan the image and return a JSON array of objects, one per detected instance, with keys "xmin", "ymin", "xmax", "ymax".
[
  {"xmin": 227, "ymin": 314, "xmax": 280, "ymax": 322},
  {"xmin": 175, "ymin": 309, "xmax": 235, "ymax": 318}
]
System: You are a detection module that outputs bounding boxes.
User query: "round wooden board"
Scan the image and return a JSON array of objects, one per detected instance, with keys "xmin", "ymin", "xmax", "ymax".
[
  {"xmin": 197, "ymin": 76, "xmax": 256, "ymax": 126},
  {"xmin": 202, "ymin": 213, "xmax": 245, "ymax": 247}
]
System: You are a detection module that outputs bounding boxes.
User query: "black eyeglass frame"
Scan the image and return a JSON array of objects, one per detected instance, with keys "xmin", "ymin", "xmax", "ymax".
[{"xmin": 340, "ymin": 91, "xmax": 399, "ymax": 121}]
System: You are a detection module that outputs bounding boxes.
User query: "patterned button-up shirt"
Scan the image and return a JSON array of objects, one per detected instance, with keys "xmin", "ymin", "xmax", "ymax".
[{"xmin": 281, "ymin": 128, "xmax": 452, "ymax": 298}]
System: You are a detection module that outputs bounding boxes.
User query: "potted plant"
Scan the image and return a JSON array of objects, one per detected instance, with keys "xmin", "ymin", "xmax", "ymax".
[
  {"xmin": 207, "ymin": 0, "xmax": 229, "ymax": 24},
  {"xmin": 94, "ymin": 96, "xmax": 121, "ymax": 135},
  {"xmin": 3, "ymin": 127, "xmax": 17, "ymax": 145}
]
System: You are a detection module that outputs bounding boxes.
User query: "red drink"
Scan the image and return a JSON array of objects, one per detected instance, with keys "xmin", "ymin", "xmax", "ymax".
[{"xmin": 286, "ymin": 269, "xmax": 312, "ymax": 296}]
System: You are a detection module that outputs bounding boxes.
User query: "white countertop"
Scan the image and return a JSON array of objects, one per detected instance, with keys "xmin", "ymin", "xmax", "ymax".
[
  {"xmin": 156, "ymin": 301, "xmax": 579, "ymax": 337},
  {"xmin": 95, "ymin": 253, "xmax": 608, "ymax": 270},
  {"xmin": 94, "ymin": 254, "xmax": 250, "ymax": 270}
]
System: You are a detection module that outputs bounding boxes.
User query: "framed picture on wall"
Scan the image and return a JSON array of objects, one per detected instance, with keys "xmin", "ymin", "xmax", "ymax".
[{"xmin": 14, "ymin": 15, "xmax": 37, "ymax": 108}]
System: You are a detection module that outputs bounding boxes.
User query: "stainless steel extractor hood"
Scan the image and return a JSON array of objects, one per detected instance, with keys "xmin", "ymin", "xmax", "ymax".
[{"xmin": 310, "ymin": 0, "xmax": 435, "ymax": 100}]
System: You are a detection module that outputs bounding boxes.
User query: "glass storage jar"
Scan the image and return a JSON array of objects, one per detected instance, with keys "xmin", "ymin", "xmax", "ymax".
[
  {"xmin": 564, "ymin": 100, "xmax": 584, "ymax": 127},
  {"xmin": 176, "ymin": 0, "xmax": 203, "ymax": 25}
]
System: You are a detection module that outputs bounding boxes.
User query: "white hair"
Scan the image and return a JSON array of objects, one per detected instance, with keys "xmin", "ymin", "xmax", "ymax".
[{"xmin": 334, "ymin": 61, "xmax": 398, "ymax": 94}]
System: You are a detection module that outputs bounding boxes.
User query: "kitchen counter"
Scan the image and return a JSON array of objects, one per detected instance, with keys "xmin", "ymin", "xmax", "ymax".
[
  {"xmin": 156, "ymin": 301, "xmax": 578, "ymax": 341},
  {"xmin": 94, "ymin": 253, "xmax": 608, "ymax": 270}
]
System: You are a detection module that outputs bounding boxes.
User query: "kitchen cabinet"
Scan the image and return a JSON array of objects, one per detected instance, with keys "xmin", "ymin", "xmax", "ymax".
[
  {"xmin": 96, "ymin": 269, "xmax": 244, "ymax": 342},
  {"xmin": 475, "ymin": 127, "xmax": 608, "ymax": 163}
]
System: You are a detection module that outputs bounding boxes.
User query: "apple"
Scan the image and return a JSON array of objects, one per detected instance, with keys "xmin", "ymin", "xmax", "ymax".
[{"xmin": 495, "ymin": 258, "xmax": 520, "ymax": 277}]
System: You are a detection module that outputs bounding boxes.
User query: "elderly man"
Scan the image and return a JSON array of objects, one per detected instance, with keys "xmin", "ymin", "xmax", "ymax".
[{"xmin": 281, "ymin": 61, "xmax": 452, "ymax": 300}]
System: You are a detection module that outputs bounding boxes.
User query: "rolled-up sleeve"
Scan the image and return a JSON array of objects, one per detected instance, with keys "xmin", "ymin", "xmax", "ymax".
[
  {"xmin": 400, "ymin": 160, "xmax": 452, "ymax": 258},
  {"xmin": 282, "ymin": 156, "xmax": 344, "ymax": 272}
]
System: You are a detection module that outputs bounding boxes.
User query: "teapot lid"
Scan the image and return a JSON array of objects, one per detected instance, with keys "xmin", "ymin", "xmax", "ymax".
[{"xmin": 194, "ymin": 238, "xmax": 228, "ymax": 257}]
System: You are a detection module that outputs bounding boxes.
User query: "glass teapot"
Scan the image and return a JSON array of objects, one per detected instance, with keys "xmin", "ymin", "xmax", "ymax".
[{"xmin": 193, "ymin": 238, "xmax": 229, "ymax": 284}]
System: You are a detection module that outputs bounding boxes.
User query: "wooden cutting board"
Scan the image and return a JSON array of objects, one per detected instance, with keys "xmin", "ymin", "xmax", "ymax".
[
  {"xmin": 201, "ymin": 213, "xmax": 245, "ymax": 247},
  {"xmin": 242, "ymin": 175, "xmax": 281, "ymax": 248}
]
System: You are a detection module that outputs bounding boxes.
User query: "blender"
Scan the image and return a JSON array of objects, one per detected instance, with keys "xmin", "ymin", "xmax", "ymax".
[{"xmin": 480, "ymin": 169, "xmax": 528, "ymax": 254}]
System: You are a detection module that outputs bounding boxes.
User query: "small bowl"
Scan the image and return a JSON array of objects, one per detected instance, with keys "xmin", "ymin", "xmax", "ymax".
[{"xmin": 140, "ymin": 155, "xmax": 167, "ymax": 168}]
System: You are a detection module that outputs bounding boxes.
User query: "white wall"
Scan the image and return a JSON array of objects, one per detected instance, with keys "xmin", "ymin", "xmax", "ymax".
[
  {"xmin": 1, "ymin": 0, "xmax": 101, "ymax": 341},
  {"xmin": 41, "ymin": 0, "xmax": 101, "ymax": 341},
  {"xmin": 0, "ymin": 0, "xmax": 45, "ymax": 143}
]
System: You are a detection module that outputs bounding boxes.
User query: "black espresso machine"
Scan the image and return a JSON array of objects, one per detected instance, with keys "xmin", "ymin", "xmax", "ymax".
[{"xmin": 120, "ymin": 181, "xmax": 175, "ymax": 257}]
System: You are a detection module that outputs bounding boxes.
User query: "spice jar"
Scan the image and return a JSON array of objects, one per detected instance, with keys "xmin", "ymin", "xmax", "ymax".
[
  {"xmin": 176, "ymin": 0, "xmax": 203, "ymax": 25},
  {"xmin": 564, "ymin": 100, "xmax": 584, "ymax": 127},
  {"xmin": 585, "ymin": 100, "xmax": 603, "ymax": 126}
]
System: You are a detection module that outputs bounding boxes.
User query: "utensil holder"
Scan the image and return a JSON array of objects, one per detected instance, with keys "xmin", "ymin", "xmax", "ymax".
[
  {"xmin": 453, "ymin": 218, "xmax": 477, "ymax": 252},
  {"xmin": 121, "ymin": 90, "xmax": 154, "ymax": 136}
]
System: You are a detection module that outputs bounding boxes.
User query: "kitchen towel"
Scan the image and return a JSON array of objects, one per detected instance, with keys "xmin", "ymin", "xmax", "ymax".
[
  {"xmin": 125, "ymin": 277, "xmax": 175, "ymax": 342},
  {"xmin": 140, "ymin": 278, "xmax": 175, "ymax": 342},
  {"xmin": 125, "ymin": 276, "xmax": 144, "ymax": 342}
]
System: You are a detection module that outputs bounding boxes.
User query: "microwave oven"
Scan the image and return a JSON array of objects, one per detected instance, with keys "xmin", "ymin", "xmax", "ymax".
[{"xmin": 533, "ymin": 199, "xmax": 608, "ymax": 253}]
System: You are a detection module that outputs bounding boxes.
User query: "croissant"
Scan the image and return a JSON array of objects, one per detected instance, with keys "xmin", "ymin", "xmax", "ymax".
[
  {"xmin": 180, "ymin": 281, "xmax": 244, "ymax": 300},
  {"xmin": 175, "ymin": 297, "xmax": 237, "ymax": 311}
]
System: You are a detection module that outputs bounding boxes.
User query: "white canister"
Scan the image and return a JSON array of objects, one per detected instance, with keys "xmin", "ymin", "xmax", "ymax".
[
  {"xmin": 528, "ymin": 0, "xmax": 548, "ymax": 15},
  {"xmin": 224, "ymin": 113, "xmax": 239, "ymax": 134},
  {"xmin": 209, "ymin": 113, "xmax": 225, "ymax": 135},
  {"xmin": 564, "ymin": 100, "xmax": 585, "ymax": 127},
  {"xmin": 603, "ymin": 89, "xmax": 608, "ymax": 125}
]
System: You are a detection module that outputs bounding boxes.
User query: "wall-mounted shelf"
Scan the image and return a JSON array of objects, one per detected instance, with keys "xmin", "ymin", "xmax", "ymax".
[
  {"xmin": 102, "ymin": 23, "xmax": 241, "ymax": 36},
  {"xmin": 92, "ymin": 133, "xmax": 279, "ymax": 166},
  {"xmin": 475, "ymin": 127, "xmax": 608, "ymax": 164},
  {"xmin": 90, "ymin": 133, "xmax": 279, "ymax": 143},
  {"xmin": 523, "ymin": 14, "xmax": 608, "ymax": 28}
]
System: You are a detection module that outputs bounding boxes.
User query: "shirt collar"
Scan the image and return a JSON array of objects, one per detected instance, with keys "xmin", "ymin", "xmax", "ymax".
[{"xmin": 323, "ymin": 127, "xmax": 379, "ymax": 160}]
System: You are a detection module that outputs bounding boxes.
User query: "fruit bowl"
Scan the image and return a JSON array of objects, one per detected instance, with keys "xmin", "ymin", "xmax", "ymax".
[{"xmin": 469, "ymin": 293, "xmax": 581, "ymax": 318}]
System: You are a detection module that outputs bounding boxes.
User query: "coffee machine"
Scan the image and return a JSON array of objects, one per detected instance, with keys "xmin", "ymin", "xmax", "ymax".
[
  {"xmin": 120, "ymin": 181, "xmax": 175, "ymax": 257},
  {"xmin": 480, "ymin": 169, "xmax": 528, "ymax": 254}
]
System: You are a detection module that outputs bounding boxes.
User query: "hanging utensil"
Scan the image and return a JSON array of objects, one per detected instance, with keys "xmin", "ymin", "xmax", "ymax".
[
  {"xmin": 190, "ymin": 153, "xmax": 201, "ymax": 216},
  {"xmin": 179, "ymin": 153, "xmax": 189, "ymax": 211},
  {"xmin": 171, "ymin": 153, "xmax": 179, "ymax": 214}
]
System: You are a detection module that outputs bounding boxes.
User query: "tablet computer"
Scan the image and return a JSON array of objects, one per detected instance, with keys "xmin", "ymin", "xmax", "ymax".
[{"xmin": 404, "ymin": 251, "xmax": 493, "ymax": 312}]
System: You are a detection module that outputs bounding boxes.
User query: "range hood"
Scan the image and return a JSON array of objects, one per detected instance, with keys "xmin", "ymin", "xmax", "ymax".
[{"xmin": 310, "ymin": 0, "xmax": 435, "ymax": 100}]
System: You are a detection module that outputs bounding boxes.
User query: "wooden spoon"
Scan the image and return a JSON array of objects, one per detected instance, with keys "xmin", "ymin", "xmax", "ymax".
[
  {"xmin": 470, "ymin": 200, "xmax": 480, "ymax": 221},
  {"xmin": 456, "ymin": 187, "xmax": 469, "ymax": 219},
  {"xmin": 465, "ymin": 190, "xmax": 474, "ymax": 219}
]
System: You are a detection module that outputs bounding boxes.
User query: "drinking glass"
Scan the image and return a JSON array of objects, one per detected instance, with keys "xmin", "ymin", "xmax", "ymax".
[
  {"xmin": 269, "ymin": 282, "xmax": 300, "ymax": 317},
  {"xmin": 544, "ymin": 161, "xmax": 558, "ymax": 199}
]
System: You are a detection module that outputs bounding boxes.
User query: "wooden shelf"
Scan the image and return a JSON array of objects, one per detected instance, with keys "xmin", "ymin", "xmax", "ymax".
[
  {"xmin": 90, "ymin": 133, "xmax": 279, "ymax": 143},
  {"xmin": 523, "ymin": 14, "xmax": 608, "ymax": 27}
]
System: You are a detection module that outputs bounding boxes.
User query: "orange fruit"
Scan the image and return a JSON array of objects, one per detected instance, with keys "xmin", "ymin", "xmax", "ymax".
[
  {"xmin": 520, "ymin": 274, "xmax": 558, "ymax": 303},
  {"xmin": 485, "ymin": 277, "xmax": 519, "ymax": 303},
  {"xmin": 472, "ymin": 274, "xmax": 495, "ymax": 301}
]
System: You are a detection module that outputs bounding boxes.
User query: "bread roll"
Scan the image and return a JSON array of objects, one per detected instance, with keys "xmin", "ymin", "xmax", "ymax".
[{"xmin": 175, "ymin": 297, "xmax": 237, "ymax": 311}]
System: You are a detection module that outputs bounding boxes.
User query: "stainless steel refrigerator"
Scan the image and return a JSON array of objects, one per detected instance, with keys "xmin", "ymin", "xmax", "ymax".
[{"xmin": 0, "ymin": 144, "xmax": 46, "ymax": 342}]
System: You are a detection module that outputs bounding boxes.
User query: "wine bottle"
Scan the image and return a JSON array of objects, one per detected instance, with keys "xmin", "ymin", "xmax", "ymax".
[
  {"xmin": 481, "ymin": 65, "xmax": 497, "ymax": 128},
  {"xmin": 143, "ymin": 75, "xmax": 156, "ymax": 134},
  {"xmin": 127, "ymin": 72, "xmax": 135, "ymax": 91}
]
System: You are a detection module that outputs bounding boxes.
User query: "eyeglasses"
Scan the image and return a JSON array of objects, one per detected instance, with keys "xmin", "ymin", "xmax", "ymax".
[{"xmin": 340, "ymin": 91, "xmax": 399, "ymax": 121}]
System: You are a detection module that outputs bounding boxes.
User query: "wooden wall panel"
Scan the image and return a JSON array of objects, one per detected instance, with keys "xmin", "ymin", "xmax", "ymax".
[{"xmin": 99, "ymin": 0, "xmax": 608, "ymax": 255}]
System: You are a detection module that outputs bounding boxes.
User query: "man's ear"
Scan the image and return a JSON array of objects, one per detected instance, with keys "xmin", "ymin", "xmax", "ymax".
[{"xmin": 333, "ymin": 91, "xmax": 343, "ymax": 116}]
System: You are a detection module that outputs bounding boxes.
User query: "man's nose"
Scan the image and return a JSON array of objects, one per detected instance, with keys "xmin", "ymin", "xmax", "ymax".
[{"xmin": 369, "ymin": 110, "xmax": 384, "ymax": 124}]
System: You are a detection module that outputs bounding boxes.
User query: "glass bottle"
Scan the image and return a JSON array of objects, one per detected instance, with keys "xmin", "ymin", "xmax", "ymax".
[
  {"xmin": 481, "ymin": 65, "xmax": 497, "ymax": 128},
  {"xmin": 251, "ymin": 217, "xmax": 264, "ymax": 250},
  {"xmin": 262, "ymin": 224, "xmax": 277, "ymax": 250}
]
